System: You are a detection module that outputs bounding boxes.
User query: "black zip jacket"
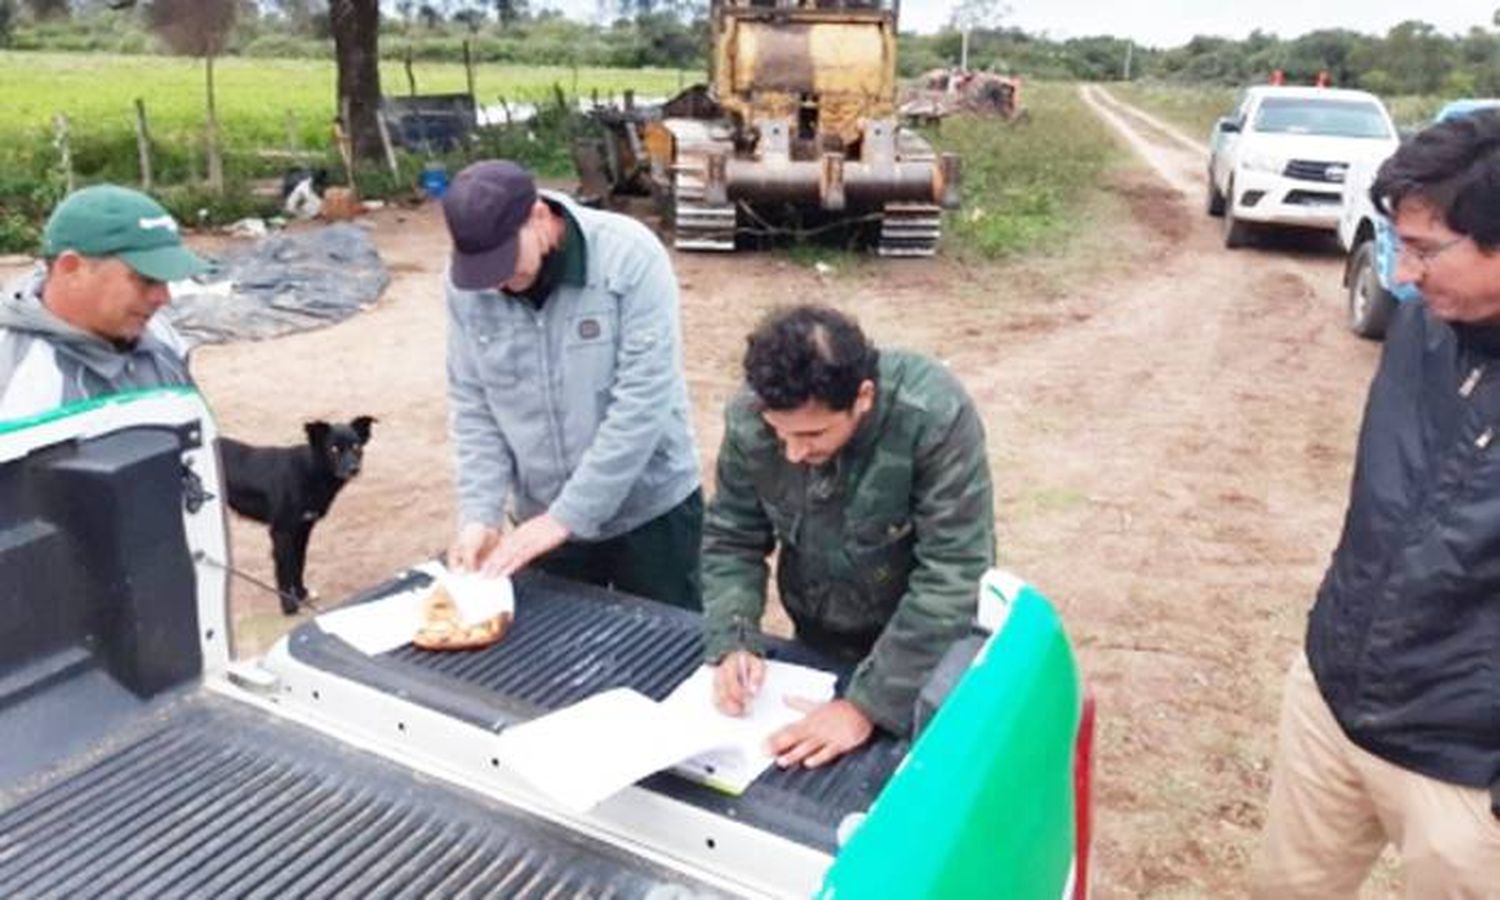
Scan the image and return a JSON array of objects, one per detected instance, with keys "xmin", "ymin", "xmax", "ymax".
[{"xmin": 1308, "ymin": 300, "xmax": 1500, "ymax": 799}]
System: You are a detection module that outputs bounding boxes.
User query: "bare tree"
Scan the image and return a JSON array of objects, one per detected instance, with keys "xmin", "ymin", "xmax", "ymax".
[
  {"xmin": 145, "ymin": 0, "xmax": 238, "ymax": 192},
  {"xmin": 949, "ymin": 0, "xmax": 1009, "ymax": 31},
  {"xmin": 23, "ymin": 0, "xmax": 70, "ymax": 20},
  {"xmin": 452, "ymin": 4, "xmax": 484, "ymax": 33},
  {"xmin": 494, "ymin": 0, "xmax": 526, "ymax": 29},
  {"xmin": 329, "ymin": 0, "xmax": 384, "ymax": 163}
]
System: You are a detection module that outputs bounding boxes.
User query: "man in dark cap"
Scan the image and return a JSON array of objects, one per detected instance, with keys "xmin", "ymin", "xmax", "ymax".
[
  {"xmin": 441, "ymin": 159, "xmax": 703, "ymax": 609},
  {"xmin": 0, "ymin": 184, "xmax": 209, "ymax": 419}
]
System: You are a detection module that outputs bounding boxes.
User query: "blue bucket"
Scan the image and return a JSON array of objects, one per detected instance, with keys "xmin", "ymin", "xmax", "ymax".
[{"xmin": 420, "ymin": 163, "xmax": 449, "ymax": 199}]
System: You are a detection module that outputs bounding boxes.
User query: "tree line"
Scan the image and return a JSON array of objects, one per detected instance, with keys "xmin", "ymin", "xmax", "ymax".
[
  {"xmin": 3, "ymin": 3, "xmax": 1498, "ymax": 98},
  {"xmin": 906, "ymin": 20, "xmax": 1500, "ymax": 96},
  {"xmin": 0, "ymin": 1, "xmax": 708, "ymax": 69}
]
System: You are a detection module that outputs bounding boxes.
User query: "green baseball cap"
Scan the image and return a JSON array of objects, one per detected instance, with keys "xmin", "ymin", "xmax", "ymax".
[{"xmin": 41, "ymin": 184, "xmax": 209, "ymax": 282}]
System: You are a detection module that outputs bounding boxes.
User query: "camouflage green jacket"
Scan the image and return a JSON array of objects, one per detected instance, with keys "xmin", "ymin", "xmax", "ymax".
[{"xmin": 702, "ymin": 349, "xmax": 996, "ymax": 735}]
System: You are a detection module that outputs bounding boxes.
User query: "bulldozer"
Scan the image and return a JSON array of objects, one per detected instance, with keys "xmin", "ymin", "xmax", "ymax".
[{"xmin": 580, "ymin": 1, "xmax": 961, "ymax": 256}]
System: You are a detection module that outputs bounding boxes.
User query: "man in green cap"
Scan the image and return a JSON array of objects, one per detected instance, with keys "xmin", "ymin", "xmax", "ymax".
[{"xmin": 0, "ymin": 184, "xmax": 209, "ymax": 420}]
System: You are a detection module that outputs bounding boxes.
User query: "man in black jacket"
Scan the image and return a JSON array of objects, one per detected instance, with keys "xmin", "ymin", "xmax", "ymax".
[{"xmin": 1252, "ymin": 113, "xmax": 1500, "ymax": 897}]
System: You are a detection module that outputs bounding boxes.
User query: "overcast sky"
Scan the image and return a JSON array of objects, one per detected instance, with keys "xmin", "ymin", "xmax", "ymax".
[{"xmin": 532, "ymin": 1, "xmax": 1492, "ymax": 48}]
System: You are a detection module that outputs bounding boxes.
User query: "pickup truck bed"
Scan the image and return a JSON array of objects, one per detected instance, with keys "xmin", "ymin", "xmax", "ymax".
[
  {"xmin": 288, "ymin": 570, "xmax": 907, "ymax": 854},
  {"xmin": 0, "ymin": 691, "xmax": 722, "ymax": 899},
  {"xmin": 0, "ymin": 389, "xmax": 1093, "ymax": 899}
]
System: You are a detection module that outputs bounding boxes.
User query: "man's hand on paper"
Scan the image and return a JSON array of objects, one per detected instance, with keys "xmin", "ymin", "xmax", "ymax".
[
  {"xmin": 712, "ymin": 650, "xmax": 766, "ymax": 716},
  {"xmin": 448, "ymin": 522, "xmax": 501, "ymax": 572},
  {"xmin": 482, "ymin": 513, "xmax": 570, "ymax": 577},
  {"xmin": 768, "ymin": 698, "xmax": 873, "ymax": 769}
]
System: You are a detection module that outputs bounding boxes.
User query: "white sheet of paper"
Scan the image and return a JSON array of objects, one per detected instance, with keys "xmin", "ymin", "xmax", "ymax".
[
  {"xmin": 663, "ymin": 662, "xmax": 839, "ymax": 794},
  {"xmin": 494, "ymin": 688, "xmax": 731, "ymax": 812},
  {"xmin": 488, "ymin": 660, "xmax": 839, "ymax": 810},
  {"xmin": 314, "ymin": 563, "xmax": 513, "ymax": 655},
  {"xmin": 442, "ymin": 570, "xmax": 515, "ymax": 624}
]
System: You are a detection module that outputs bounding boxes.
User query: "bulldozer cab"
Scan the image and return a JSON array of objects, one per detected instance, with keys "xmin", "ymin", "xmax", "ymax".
[
  {"xmin": 711, "ymin": 0, "xmax": 899, "ymax": 149},
  {"xmin": 580, "ymin": 0, "xmax": 955, "ymax": 255}
]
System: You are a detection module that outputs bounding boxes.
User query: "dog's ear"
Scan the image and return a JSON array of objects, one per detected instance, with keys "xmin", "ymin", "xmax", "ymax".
[
  {"xmin": 304, "ymin": 420, "xmax": 332, "ymax": 448},
  {"xmin": 350, "ymin": 416, "xmax": 376, "ymax": 443}
]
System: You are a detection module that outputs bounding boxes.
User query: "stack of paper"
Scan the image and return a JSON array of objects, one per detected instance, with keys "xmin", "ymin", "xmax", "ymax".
[
  {"xmin": 492, "ymin": 661, "xmax": 837, "ymax": 812},
  {"xmin": 663, "ymin": 663, "xmax": 838, "ymax": 794}
]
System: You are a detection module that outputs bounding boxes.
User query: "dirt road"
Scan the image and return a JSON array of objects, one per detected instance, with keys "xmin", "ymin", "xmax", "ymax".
[
  {"xmin": 0, "ymin": 84, "xmax": 1387, "ymax": 894},
  {"xmin": 1064, "ymin": 86, "xmax": 1389, "ymax": 895}
]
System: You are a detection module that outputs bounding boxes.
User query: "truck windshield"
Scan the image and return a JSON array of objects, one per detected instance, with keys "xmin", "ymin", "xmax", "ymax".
[{"xmin": 1253, "ymin": 98, "xmax": 1392, "ymax": 139}]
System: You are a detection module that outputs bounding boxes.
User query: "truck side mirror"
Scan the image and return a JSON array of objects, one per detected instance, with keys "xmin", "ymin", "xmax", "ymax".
[{"xmin": 1216, "ymin": 117, "xmax": 1242, "ymax": 134}]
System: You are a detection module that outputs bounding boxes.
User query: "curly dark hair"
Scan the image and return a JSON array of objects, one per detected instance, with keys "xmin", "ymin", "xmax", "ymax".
[
  {"xmin": 1372, "ymin": 109, "xmax": 1500, "ymax": 250},
  {"xmin": 743, "ymin": 305, "xmax": 879, "ymax": 412}
]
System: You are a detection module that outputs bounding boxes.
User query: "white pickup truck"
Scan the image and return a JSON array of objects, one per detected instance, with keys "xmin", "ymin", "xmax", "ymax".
[
  {"xmin": 1207, "ymin": 86, "xmax": 1399, "ymax": 248},
  {"xmin": 1337, "ymin": 99, "xmax": 1500, "ymax": 339}
]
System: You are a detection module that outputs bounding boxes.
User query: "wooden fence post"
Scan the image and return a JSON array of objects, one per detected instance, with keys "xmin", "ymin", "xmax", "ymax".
[
  {"xmin": 285, "ymin": 109, "xmax": 301, "ymax": 155},
  {"xmin": 53, "ymin": 114, "xmax": 75, "ymax": 194},
  {"xmin": 133, "ymin": 99, "xmax": 154, "ymax": 191},
  {"xmin": 404, "ymin": 45, "xmax": 417, "ymax": 97},
  {"xmin": 463, "ymin": 39, "xmax": 476, "ymax": 107},
  {"xmin": 336, "ymin": 97, "xmax": 358, "ymax": 193},
  {"xmin": 375, "ymin": 112, "xmax": 400, "ymax": 183}
]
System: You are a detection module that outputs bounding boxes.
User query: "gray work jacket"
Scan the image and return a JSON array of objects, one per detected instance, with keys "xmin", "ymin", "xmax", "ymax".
[{"xmin": 445, "ymin": 191, "xmax": 699, "ymax": 540}]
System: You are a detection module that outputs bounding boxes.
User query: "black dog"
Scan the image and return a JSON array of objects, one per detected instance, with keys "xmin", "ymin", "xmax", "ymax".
[
  {"xmin": 219, "ymin": 417, "xmax": 375, "ymax": 614},
  {"xmin": 279, "ymin": 166, "xmax": 330, "ymax": 200}
]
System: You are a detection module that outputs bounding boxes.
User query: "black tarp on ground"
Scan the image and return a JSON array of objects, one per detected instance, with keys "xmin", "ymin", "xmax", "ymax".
[{"xmin": 166, "ymin": 224, "xmax": 390, "ymax": 346}]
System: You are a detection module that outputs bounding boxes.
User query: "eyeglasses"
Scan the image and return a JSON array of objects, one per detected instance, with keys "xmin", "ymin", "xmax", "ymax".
[{"xmin": 1397, "ymin": 235, "xmax": 1466, "ymax": 270}]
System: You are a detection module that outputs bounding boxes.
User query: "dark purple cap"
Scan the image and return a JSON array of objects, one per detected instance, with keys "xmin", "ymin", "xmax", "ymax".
[{"xmin": 442, "ymin": 160, "xmax": 538, "ymax": 290}]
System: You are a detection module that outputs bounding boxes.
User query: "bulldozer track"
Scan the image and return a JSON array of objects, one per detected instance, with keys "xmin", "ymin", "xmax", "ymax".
[{"xmin": 672, "ymin": 143, "xmax": 737, "ymax": 252}]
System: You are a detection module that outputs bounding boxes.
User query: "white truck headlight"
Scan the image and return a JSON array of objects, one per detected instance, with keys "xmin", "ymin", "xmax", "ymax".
[{"xmin": 1240, "ymin": 152, "xmax": 1284, "ymax": 175}]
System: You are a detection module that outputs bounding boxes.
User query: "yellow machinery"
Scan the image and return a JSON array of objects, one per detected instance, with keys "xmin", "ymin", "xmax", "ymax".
[{"xmin": 639, "ymin": 0, "xmax": 961, "ymax": 255}]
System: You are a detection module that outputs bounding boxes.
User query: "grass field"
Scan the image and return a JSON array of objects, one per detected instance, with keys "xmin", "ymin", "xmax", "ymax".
[
  {"xmin": 1110, "ymin": 80, "xmax": 1452, "ymax": 138},
  {"xmin": 938, "ymin": 81, "xmax": 1121, "ymax": 259},
  {"xmin": 0, "ymin": 51, "xmax": 687, "ymax": 140},
  {"xmin": 0, "ymin": 54, "xmax": 1124, "ymax": 263},
  {"xmin": 0, "ymin": 51, "xmax": 690, "ymax": 251},
  {"xmin": 1108, "ymin": 82, "xmax": 1236, "ymax": 136}
]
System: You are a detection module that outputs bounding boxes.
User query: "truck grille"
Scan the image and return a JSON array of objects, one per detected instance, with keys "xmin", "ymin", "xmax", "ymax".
[
  {"xmin": 1285, "ymin": 189, "xmax": 1342, "ymax": 206},
  {"xmin": 1283, "ymin": 159, "xmax": 1348, "ymax": 183}
]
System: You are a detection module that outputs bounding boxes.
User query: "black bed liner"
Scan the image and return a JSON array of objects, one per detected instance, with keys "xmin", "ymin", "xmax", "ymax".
[
  {"xmin": 0, "ymin": 692, "xmax": 726, "ymax": 899},
  {"xmin": 291, "ymin": 571, "xmax": 908, "ymax": 853}
]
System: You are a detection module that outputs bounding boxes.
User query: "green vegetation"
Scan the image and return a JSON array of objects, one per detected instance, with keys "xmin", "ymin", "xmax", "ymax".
[
  {"xmin": 1107, "ymin": 82, "xmax": 1237, "ymax": 136},
  {"xmin": 0, "ymin": 52, "xmax": 685, "ymax": 139},
  {"xmin": 937, "ymin": 82, "xmax": 1120, "ymax": 260},
  {"xmin": 7, "ymin": 3, "xmax": 1497, "ymax": 96},
  {"xmin": 0, "ymin": 52, "xmax": 686, "ymax": 252},
  {"xmin": 1144, "ymin": 24, "xmax": 1500, "ymax": 95},
  {"xmin": 0, "ymin": 48, "xmax": 1121, "ymax": 265},
  {"xmin": 2, "ymin": 6, "xmax": 708, "ymax": 70},
  {"xmin": 1111, "ymin": 80, "xmax": 1456, "ymax": 138}
]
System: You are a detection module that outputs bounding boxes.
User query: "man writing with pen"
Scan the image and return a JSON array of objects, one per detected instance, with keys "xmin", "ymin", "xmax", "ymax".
[{"xmin": 700, "ymin": 305, "xmax": 997, "ymax": 768}]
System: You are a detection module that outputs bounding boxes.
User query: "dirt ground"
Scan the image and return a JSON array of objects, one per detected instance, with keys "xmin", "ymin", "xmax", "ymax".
[{"xmin": 2, "ymin": 86, "xmax": 1392, "ymax": 895}]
